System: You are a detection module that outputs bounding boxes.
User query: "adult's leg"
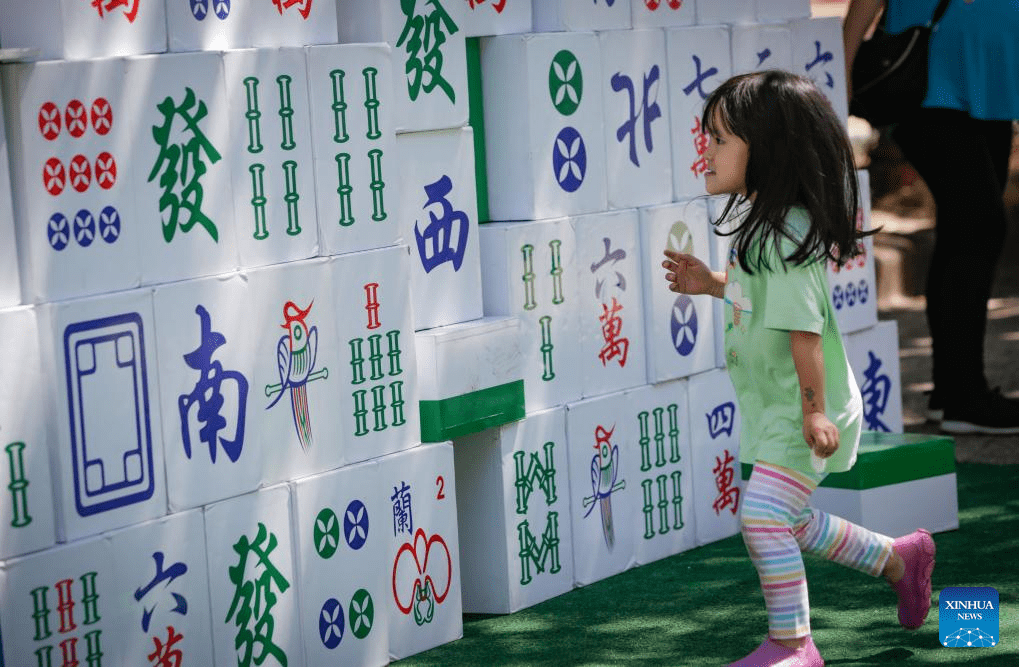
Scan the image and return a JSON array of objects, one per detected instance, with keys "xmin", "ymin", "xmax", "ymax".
[{"xmin": 892, "ymin": 110, "xmax": 1012, "ymax": 404}]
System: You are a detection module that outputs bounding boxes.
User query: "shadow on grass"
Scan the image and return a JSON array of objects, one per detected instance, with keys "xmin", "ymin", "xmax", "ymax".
[{"xmin": 394, "ymin": 463, "xmax": 1019, "ymax": 666}]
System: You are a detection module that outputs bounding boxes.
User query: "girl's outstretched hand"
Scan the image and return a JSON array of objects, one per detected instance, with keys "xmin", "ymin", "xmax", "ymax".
[
  {"xmin": 662, "ymin": 250, "xmax": 715, "ymax": 296},
  {"xmin": 803, "ymin": 412, "xmax": 840, "ymax": 459}
]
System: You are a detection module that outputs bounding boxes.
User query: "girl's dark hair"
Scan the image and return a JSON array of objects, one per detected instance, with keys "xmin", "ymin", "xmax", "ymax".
[{"xmin": 703, "ymin": 70, "xmax": 872, "ymax": 273}]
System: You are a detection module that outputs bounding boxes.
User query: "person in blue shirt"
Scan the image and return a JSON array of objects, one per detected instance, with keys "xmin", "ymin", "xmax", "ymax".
[{"xmin": 844, "ymin": 0, "xmax": 1019, "ymax": 435}]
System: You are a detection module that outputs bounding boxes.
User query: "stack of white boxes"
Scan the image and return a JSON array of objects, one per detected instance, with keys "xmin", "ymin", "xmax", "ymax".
[{"xmin": 0, "ymin": 0, "xmax": 914, "ymax": 663}]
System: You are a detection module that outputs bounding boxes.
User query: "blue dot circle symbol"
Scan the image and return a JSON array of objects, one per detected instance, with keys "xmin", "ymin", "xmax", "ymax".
[
  {"xmin": 99, "ymin": 206, "xmax": 121, "ymax": 244},
  {"xmin": 344, "ymin": 499, "xmax": 369, "ymax": 550},
  {"xmin": 832, "ymin": 285, "xmax": 844, "ymax": 310},
  {"xmin": 670, "ymin": 294, "xmax": 698, "ymax": 357},
  {"xmin": 319, "ymin": 598, "xmax": 345, "ymax": 649},
  {"xmin": 73, "ymin": 209, "xmax": 96, "ymax": 248},
  {"xmin": 215, "ymin": 0, "xmax": 230, "ymax": 19},
  {"xmin": 858, "ymin": 279, "xmax": 869, "ymax": 304},
  {"xmin": 48, "ymin": 213, "xmax": 70, "ymax": 251},
  {"xmin": 552, "ymin": 126, "xmax": 587, "ymax": 193},
  {"xmin": 846, "ymin": 282, "xmax": 857, "ymax": 307}
]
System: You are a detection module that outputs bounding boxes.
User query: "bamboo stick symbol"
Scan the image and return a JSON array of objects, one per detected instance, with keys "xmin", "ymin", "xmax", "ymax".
[
  {"xmin": 84, "ymin": 630, "xmax": 103, "ymax": 665},
  {"xmin": 276, "ymin": 74, "xmax": 296, "ymax": 150},
  {"xmin": 637, "ymin": 411, "xmax": 652, "ymax": 472},
  {"xmin": 243, "ymin": 76, "xmax": 263, "ymax": 154},
  {"xmin": 371, "ymin": 385, "xmax": 387, "ymax": 431},
  {"xmin": 390, "ymin": 380, "xmax": 406, "ymax": 426},
  {"xmin": 363, "ymin": 67, "xmax": 382, "ymax": 140},
  {"xmin": 549, "ymin": 239, "xmax": 565, "ymax": 305},
  {"xmin": 364, "ymin": 282, "xmax": 381, "ymax": 329},
  {"xmin": 656, "ymin": 474, "xmax": 670, "ymax": 535},
  {"xmin": 329, "ymin": 69, "xmax": 350, "ymax": 144},
  {"xmin": 80, "ymin": 571, "xmax": 100, "ymax": 625},
  {"xmin": 387, "ymin": 330, "xmax": 403, "ymax": 375},
  {"xmin": 282, "ymin": 159, "xmax": 301, "ymax": 235},
  {"xmin": 335, "ymin": 153, "xmax": 354, "ymax": 227},
  {"xmin": 349, "ymin": 338, "xmax": 366, "ymax": 385},
  {"xmin": 249, "ymin": 163, "xmax": 268, "ymax": 240},
  {"xmin": 671, "ymin": 470, "xmax": 684, "ymax": 530},
  {"xmin": 668, "ymin": 403, "xmax": 681, "ymax": 463},
  {"xmin": 652, "ymin": 406, "xmax": 666, "ymax": 468},
  {"xmin": 5, "ymin": 442, "xmax": 32, "ymax": 528},
  {"xmin": 30, "ymin": 586, "xmax": 50, "ymax": 640},
  {"xmin": 368, "ymin": 148, "xmax": 387, "ymax": 222},
  {"xmin": 521, "ymin": 244, "xmax": 537, "ymax": 310},
  {"xmin": 539, "ymin": 315, "xmax": 555, "ymax": 381},
  {"xmin": 641, "ymin": 478, "xmax": 655, "ymax": 539},
  {"xmin": 352, "ymin": 389, "xmax": 369, "ymax": 436},
  {"xmin": 368, "ymin": 334, "xmax": 384, "ymax": 381}
]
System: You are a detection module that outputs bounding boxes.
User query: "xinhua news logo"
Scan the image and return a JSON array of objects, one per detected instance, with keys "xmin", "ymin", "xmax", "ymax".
[{"xmin": 939, "ymin": 587, "xmax": 999, "ymax": 648}]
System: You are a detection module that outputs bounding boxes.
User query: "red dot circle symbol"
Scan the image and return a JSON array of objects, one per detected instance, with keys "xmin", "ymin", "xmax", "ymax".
[
  {"xmin": 65, "ymin": 100, "xmax": 88, "ymax": 138},
  {"xmin": 91, "ymin": 97, "xmax": 113, "ymax": 135},
  {"xmin": 69, "ymin": 155, "xmax": 92, "ymax": 193},
  {"xmin": 43, "ymin": 158, "xmax": 66, "ymax": 196},
  {"xmin": 38, "ymin": 102, "xmax": 62, "ymax": 140},
  {"xmin": 667, "ymin": 0, "xmax": 682, "ymax": 9},
  {"xmin": 95, "ymin": 152, "xmax": 117, "ymax": 190},
  {"xmin": 645, "ymin": 0, "xmax": 661, "ymax": 9}
]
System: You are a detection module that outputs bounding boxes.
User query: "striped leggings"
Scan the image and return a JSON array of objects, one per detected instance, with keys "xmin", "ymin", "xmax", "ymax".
[{"xmin": 741, "ymin": 461, "xmax": 896, "ymax": 639}]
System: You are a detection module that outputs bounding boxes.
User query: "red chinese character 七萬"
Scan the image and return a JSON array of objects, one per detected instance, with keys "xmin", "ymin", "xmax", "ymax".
[{"xmin": 690, "ymin": 115, "xmax": 709, "ymax": 177}]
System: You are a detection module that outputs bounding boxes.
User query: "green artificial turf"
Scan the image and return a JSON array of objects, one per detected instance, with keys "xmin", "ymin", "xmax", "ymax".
[{"xmin": 394, "ymin": 462, "xmax": 1018, "ymax": 666}]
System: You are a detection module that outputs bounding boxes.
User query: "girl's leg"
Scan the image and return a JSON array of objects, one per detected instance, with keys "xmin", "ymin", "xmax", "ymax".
[
  {"xmin": 792, "ymin": 492, "xmax": 936, "ymax": 629},
  {"xmin": 740, "ymin": 462, "xmax": 820, "ymax": 640},
  {"xmin": 792, "ymin": 506, "xmax": 894, "ymax": 577}
]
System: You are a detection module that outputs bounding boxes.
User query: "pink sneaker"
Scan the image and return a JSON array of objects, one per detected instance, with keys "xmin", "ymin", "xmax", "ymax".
[
  {"xmin": 726, "ymin": 636, "xmax": 823, "ymax": 667},
  {"xmin": 890, "ymin": 529, "xmax": 936, "ymax": 629}
]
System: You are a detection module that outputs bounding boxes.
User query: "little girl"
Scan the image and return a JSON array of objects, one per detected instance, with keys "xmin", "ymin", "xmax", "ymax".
[{"xmin": 661, "ymin": 70, "xmax": 936, "ymax": 667}]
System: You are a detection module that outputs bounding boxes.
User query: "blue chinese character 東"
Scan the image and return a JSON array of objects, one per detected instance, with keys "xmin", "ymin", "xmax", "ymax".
[{"xmin": 861, "ymin": 351, "xmax": 891, "ymax": 432}]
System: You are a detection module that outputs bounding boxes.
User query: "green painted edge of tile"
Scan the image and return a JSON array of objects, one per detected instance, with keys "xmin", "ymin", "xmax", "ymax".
[
  {"xmin": 467, "ymin": 36, "xmax": 490, "ymax": 224},
  {"xmin": 419, "ymin": 379, "xmax": 525, "ymax": 442},
  {"xmin": 739, "ymin": 431, "xmax": 957, "ymax": 489}
]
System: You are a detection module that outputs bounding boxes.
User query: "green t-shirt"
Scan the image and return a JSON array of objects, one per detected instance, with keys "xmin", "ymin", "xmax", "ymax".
[{"xmin": 723, "ymin": 207, "xmax": 862, "ymax": 476}]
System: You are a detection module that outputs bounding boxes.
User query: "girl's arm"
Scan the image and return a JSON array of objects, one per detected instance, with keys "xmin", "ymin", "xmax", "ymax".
[
  {"xmin": 662, "ymin": 250, "xmax": 726, "ymax": 299},
  {"xmin": 789, "ymin": 330, "xmax": 840, "ymax": 458},
  {"xmin": 843, "ymin": 0, "xmax": 885, "ymax": 96}
]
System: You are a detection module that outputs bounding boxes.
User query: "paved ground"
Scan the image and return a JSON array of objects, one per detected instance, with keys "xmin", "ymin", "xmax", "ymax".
[{"xmin": 869, "ymin": 126, "xmax": 1019, "ymax": 465}]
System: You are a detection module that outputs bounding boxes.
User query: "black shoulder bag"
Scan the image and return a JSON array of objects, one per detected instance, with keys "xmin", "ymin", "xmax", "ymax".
[{"xmin": 849, "ymin": 0, "xmax": 952, "ymax": 127}]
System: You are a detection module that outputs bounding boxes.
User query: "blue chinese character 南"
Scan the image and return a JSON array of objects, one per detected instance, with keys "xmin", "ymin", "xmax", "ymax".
[{"xmin": 179, "ymin": 305, "xmax": 249, "ymax": 464}]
